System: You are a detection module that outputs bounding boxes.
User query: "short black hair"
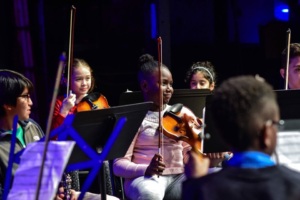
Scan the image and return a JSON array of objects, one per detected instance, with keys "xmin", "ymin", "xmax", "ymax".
[
  {"xmin": 0, "ymin": 69, "xmax": 33, "ymax": 117},
  {"xmin": 210, "ymin": 76, "xmax": 277, "ymax": 151}
]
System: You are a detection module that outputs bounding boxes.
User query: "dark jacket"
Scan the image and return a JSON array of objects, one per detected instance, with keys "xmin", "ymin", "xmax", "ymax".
[
  {"xmin": 0, "ymin": 119, "xmax": 44, "ymax": 192},
  {"xmin": 182, "ymin": 165, "xmax": 300, "ymax": 200}
]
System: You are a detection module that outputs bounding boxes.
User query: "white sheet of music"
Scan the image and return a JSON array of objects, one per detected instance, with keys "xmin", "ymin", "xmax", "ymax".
[
  {"xmin": 275, "ymin": 130, "xmax": 300, "ymax": 172},
  {"xmin": 7, "ymin": 141, "xmax": 75, "ymax": 200}
]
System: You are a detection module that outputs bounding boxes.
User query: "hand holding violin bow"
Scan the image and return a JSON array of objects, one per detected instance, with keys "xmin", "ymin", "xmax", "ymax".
[
  {"xmin": 60, "ymin": 92, "xmax": 76, "ymax": 117},
  {"xmin": 145, "ymin": 153, "xmax": 166, "ymax": 177}
]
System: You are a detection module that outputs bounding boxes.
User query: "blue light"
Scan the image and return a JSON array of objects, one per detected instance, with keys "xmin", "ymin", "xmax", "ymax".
[
  {"xmin": 150, "ymin": 3, "xmax": 157, "ymax": 39},
  {"xmin": 274, "ymin": 4, "xmax": 289, "ymax": 21}
]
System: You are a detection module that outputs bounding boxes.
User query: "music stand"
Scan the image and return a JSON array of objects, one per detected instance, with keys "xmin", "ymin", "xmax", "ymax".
[
  {"xmin": 275, "ymin": 118, "xmax": 300, "ymax": 172},
  {"xmin": 202, "ymin": 95, "xmax": 230, "ymax": 153},
  {"xmin": 119, "ymin": 89, "xmax": 211, "ymax": 117},
  {"xmin": 57, "ymin": 102, "xmax": 152, "ymax": 200},
  {"xmin": 202, "ymin": 89, "xmax": 300, "ymax": 152},
  {"xmin": 275, "ymin": 89, "xmax": 300, "ymax": 119}
]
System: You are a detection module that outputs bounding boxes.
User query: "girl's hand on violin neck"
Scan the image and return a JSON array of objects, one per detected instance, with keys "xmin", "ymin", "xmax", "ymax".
[
  {"xmin": 145, "ymin": 153, "xmax": 166, "ymax": 177},
  {"xmin": 182, "ymin": 113, "xmax": 202, "ymax": 137},
  {"xmin": 207, "ymin": 152, "xmax": 228, "ymax": 167},
  {"xmin": 185, "ymin": 151, "xmax": 210, "ymax": 179},
  {"xmin": 60, "ymin": 93, "xmax": 76, "ymax": 116}
]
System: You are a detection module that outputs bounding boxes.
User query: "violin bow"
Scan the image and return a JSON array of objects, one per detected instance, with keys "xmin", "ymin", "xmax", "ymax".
[
  {"xmin": 66, "ymin": 5, "xmax": 76, "ymax": 96},
  {"xmin": 284, "ymin": 28, "xmax": 291, "ymax": 90},
  {"xmin": 35, "ymin": 53, "xmax": 65, "ymax": 200},
  {"xmin": 157, "ymin": 36, "xmax": 164, "ymax": 157},
  {"xmin": 35, "ymin": 5, "xmax": 75, "ymax": 198}
]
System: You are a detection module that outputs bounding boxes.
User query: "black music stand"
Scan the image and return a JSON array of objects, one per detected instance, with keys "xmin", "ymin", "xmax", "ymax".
[
  {"xmin": 56, "ymin": 102, "xmax": 152, "ymax": 200},
  {"xmin": 119, "ymin": 89, "xmax": 211, "ymax": 117},
  {"xmin": 202, "ymin": 95, "xmax": 230, "ymax": 153},
  {"xmin": 275, "ymin": 89, "xmax": 300, "ymax": 119},
  {"xmin": 202, "ymin": 89, "xmax": 300, "ymax": 152},
  {"xmin": 275, "ymin": 118, "xmax": 300, "ymax": 171}
]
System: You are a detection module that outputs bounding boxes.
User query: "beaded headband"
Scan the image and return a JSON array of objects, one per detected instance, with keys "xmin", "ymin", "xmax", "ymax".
[{"xmin": 193, "ymin": 66, "xmax": 214, "ymax": 82}]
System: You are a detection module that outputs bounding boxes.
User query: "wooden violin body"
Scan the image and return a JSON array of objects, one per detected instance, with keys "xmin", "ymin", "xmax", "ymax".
[
  {"xmin": 162, "ymin": 103, "xmax": 203, "ymax": 154},
  {"xmin": 77, "ymin": 92, "xmax": 109, "ymax": 112}
]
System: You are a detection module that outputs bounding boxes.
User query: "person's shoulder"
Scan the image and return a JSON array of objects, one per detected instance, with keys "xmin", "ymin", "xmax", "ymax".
[
  {"xmin": 277, "ymin": 165, "xmax": 300, "ymax": 180},
  {"xmin": 20, "ymin": 118, "xmax": 39, "ymax": 127},
  {"xmin": 182, "ymin": 170, "xmax": 222, "ymax": 198},
  {"xmin": 0, "ymin": 130, "xmax": 9, "ymax": 139},
  {"xmin": 20, "ymin": 119, "xmax": 44, "ymax": 136}
]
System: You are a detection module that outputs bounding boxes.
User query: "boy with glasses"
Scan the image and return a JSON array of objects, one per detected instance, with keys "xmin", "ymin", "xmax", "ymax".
[{"xmin": 0, "ymin": 69, "xmax": 44, "ymax": 197}]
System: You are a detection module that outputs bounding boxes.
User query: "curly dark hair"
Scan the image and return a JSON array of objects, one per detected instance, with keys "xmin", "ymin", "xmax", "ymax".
[
  {"xmin": 137, "ymin": 53, "xmax": 169, "ymax": 83},
  {"xmin": 184, "ymin": 61, "xmax": 216, "ymax": 86},
  {"xmin": 210, "ymin": 76, "xmax": 277, "ymax": 151},
  {"xmin": 281, "ymin": 43, "xmax": 300, "ymax": 67}
]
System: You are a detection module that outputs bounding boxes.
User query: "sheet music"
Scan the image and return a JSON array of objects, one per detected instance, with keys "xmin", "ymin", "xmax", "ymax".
[
  {"xmin": 7, "ymin": 141, "xmax": 75, "ymax": 200},
  {"xmin": 274, "ymin": 130, "xmax": 300, "ymax": 172}
]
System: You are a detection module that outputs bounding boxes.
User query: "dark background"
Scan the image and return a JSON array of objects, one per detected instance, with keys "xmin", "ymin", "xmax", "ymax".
[{"xmin": 0, "ymin": 0, "xmax": 299, "ymax": 130}]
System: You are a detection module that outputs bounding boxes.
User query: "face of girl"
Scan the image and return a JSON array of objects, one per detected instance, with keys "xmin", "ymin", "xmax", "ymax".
[
  {"xmin": 143, "ymin": 67, "xmax": 174, "ymax": 107},
  {"xmin": 11, "ymin": 88, "xmax": 33, "ymax": 121},
  {"xmin": 71, "ymin": 65, "xmax": 92, "ymax": 96},
  {"xmin": 190, "ymin": 71, "xmax": 214, "ymax": 90}
]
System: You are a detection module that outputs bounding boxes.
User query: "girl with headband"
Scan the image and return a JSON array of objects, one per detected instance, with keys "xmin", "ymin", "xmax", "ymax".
[
  {"xmin": 184, "ymin": 61, "xmax": 233, "ymax": 171},
  {"xmin": 184, "ymin": 61, "xmax": 216, "ymax": 90}
]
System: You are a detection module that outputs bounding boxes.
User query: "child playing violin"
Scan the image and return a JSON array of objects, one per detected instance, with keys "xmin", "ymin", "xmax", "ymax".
[
  {"xmin": 113, "ymin": 54, "xmax": 202, "ymax": 200},
  {"xmin": 51, "ymin": 58, "xmax": 109, "ymax": 131},
  {"xmin": 185, "ymin": 61, "xmax": 232, "ymax": 169},
  {"xmin": 51, "ymin": 58, "xmax": 119, "ymax": 200}
]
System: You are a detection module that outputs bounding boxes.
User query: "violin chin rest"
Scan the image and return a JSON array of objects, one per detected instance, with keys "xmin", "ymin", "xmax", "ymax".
[
  {"xmin": 81, "ymin": 92, "xmax": 101, "ymax": 102},
  {"xmin": 168, "ymin": 103, "xmax": 183, "ymax": 114}
]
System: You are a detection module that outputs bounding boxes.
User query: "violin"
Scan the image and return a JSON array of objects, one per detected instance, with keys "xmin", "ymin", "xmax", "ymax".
[
  {"xmin": 62, "ymin": 5, "xmax": 109, "ymax": 113},
  {"xmin": 162, "ymin": 103, "xmax": 203, "ymax": 155},
  {"xmin": 76, "ymin": 92, "xmax": 109, "ymax": 112}
]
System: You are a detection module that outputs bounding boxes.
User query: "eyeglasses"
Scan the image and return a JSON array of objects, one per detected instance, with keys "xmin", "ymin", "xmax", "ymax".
[
  {"xmin": 266, "ymin": 119, "xmax": 285, "ymax": 131},
  {"xmin": 18, "ymin": 94, "xmax": 31, "ymax": 101}
]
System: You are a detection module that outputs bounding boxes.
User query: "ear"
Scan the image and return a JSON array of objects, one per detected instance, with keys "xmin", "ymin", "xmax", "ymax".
[
  {"xmin": 3, "ymin": 104, "xmax": 12, "ymax": 111},
  {"xmin": 261, "ymin": 121, "xmax": 276, "ymax": 152},
  {"xmin": 280, "ymin": 68, "xmax": 285, "ymax": 79},
  {"xmin": 209, "ymin": 82, "xmax": 215, "ymax": 91}
]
